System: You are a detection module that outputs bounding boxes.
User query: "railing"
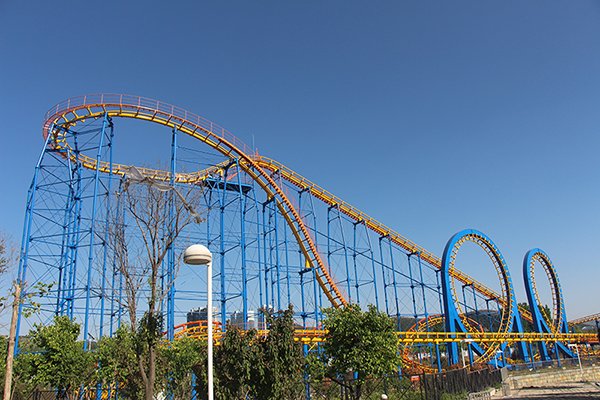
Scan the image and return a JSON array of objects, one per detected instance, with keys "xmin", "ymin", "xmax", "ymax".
[
  {"xmin": 569, "ymin": 313, "xmax": 600, "ymax": 326},
  {"xmin": 44, "ymin": 94, "xmax": 257, "ymax": 157}
]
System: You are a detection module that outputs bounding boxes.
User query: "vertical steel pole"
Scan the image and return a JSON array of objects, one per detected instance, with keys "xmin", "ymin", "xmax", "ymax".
[
  {"xmin": 306, "ymin": 195, "xmax": 322, "ymax": 321},
  {"xmin": 282, "ymin": 204, "xmax": 291, "ymax": 308},
  {"xmin": 167, "ymin": 127, "xmax": 178, "ymax": 341},
  {"xmin": 253, "ymin": 183, "xmax": 265, "ymax": 328},
  {"xmin": 470, "ymin": 285, "xmax": 480, "ymax": 324},
  {"xmin": 364, "ymin": 225, "xmax": 379, "ymax": 310},
  {"xmin": 407, "ymin": 252, "xmax": 421, "ymax": 360},
  {"xmin": 99, "ymin": 118, "xmax": 114, "ymax": 340},
  {"xmin": 83, "ymin": 113, "xmax": 108, "ymax": 350},
  {"xmin": 386, "ymin": 239, "xmax": 400, "ymax": 329},
  {"xmin": 66, "ymin": 135, "xmax": 83, "ymax": 319},
  {"xmin": 97, "ymin": 117, "xmax": 113, "ymax": 400},
  {"xmin": 407, "ymin": 253, "xmax": 419, "ymax": 321},
  {"xmin": 262, "ymin": 201, "xmax": 271, "ymax": 311},
  {"xmin": 415, "ymin": 253, "xmax": 429, "ymax": 319},
  {"xmin": 15, "ymin": 131, "xmax": 52, "ymax": 354},
  {"xmin": 56, "ymin": 152, "xmax": 76, "ymax": 316},
  {"xmin": 299, "ymin": 269, "xmax": 307, "ymax": 327},
  {"xmin": 236, "ymin": 160, "xmax": 249, "ymax": 328},
  {"xmin": 378, "ymin": 236, "xmax": 390, "ymax": 316},
  {"xmin": 219, "ymin": 166, "xmax": 228, "ymax": 328},
  {"xmin": 352, "ymin": 221, "xmax": 361, "ymax": 304},
  {"xmin": 273, "ymin": 199, "xmax": 282, "ymax": 309},
  {"xmin": 297, "ymin": 189, "xmax": 313, "ymax": 326},
  {"xmin": 333, "ymin": 207, "xmax": 352, "ymax": 302},
  {"xmin": 276, "ymin": 172, "xmax": 292, "ymax": 308}
]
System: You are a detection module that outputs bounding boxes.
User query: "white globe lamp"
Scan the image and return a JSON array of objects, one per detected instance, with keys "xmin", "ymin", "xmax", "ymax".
[{"xmin": 183, "ymin": 244, "xmax": 213, "ymax": 400}]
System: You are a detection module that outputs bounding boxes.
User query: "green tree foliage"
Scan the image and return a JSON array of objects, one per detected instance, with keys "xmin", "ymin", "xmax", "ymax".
[
  {"xmin": 161, "ymin": 336, "xmax": 206, "ymax": 400},
  {"xmin": 193, "ymin": 306, "xmax": 305, "ymax": 400},
  {"xmin": 17, "ymin": 316, "xmax": 94, "ymax": 399},
  {"xmin": 96, "ymin": 325, "xmax": 145, "ymax": 400},
  {"xmin": 0, "ymin": 335, "xmax": 7, "ymax": 392},
  {"xmin": 212, "ymin": 327, "xmax": 255, "ymax": 399},
  {"xmin": 315, "ymin": 304, "xmax": 401, "ymax": 400},
  {"xmin": 518, "ymin": 302, "xmax": 552, "ymax": 332},
  {"xmin": 252, "ymin": 307, "xmax": 305, "ymax": 399},
  {"xmin": 96, "ymin": 314, "xmax": 172, "ymax": 400}
]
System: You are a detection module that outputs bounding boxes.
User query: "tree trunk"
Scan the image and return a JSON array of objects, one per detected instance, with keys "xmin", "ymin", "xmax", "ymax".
[
  {"xmin": 3, "ymin": 283, "xmax": 21, "ymax": 400},
  {"xmin": 146, "ymin": 346, "xmax": 156, "ymax": 400}
]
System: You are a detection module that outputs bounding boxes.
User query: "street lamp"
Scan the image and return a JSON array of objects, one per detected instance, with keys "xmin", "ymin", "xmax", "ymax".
[
  {"xmin": 184, "ymin": 244, "xmax": 213, "ymax": 400},
  {"xmin": 568, "ymin": 343, "xmax": 583, "ymax": 379},
  {"xmin": 461, "ymin": 339, "xmax": 474, "ymax": 368}
]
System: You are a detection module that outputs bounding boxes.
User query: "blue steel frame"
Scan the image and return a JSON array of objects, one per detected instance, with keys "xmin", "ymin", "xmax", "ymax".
[
  {"xmin": 523, "ymin": 248, "xmax": 573, "ymax": 360},
  {"xmin": 441, "ymin": 229, "xmax": 529, "ymax": 366},
  {"xmin": 16, "ymin": 104, "xmax": 579, "ymax": 392}
]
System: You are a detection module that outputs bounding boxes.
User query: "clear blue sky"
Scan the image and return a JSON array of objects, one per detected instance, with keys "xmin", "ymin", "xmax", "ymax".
[{"xmin": 1, "ymin": 1, "xmax": 599, "ymax": 318}]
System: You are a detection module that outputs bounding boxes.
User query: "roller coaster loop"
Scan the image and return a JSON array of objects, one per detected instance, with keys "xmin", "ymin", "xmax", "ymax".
[
  {"xmin": 441, "ymin": 229, "xmax": 529, "ymax": 366},
  {"xmin": 523, "ymin": 249, "xmax": 573, "ymax": 360}
]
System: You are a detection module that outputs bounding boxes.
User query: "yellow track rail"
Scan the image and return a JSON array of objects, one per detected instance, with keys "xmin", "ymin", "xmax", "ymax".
[{"xmin": 175, "ymin": 325, "xmax": 597, "ymax": 346}]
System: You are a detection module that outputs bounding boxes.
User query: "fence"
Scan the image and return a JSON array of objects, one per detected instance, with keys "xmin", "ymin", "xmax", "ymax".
[
  {"xmin": 509, "ymin": 354, "xmax": 600, "ymax": 374},
  {"xmin": 308, "ymin": 367, "xmax": 501, "ymax": 400},
  {"xmin": 420, "ymin": 367, "xmax": 502, "ymax": 400}
]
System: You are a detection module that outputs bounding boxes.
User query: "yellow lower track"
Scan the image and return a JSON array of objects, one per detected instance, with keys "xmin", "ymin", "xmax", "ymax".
[{"xmin": 175, "ymin": 324, "xmax": 597, "ymax": 346}]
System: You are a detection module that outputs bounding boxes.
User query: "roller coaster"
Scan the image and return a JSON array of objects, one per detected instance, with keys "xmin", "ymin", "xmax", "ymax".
[{"xmin": 16, "ymin": 94, "xmax": 598, "ymax": 374}]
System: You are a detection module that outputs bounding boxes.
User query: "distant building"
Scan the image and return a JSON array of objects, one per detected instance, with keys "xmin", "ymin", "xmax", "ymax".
[
  {"xmin": 231, "ymin": 309, "xmax": 257, "ymax": 329},
  {"xmin": 187, "ymin": 307, "xmax": 217, "ymax": 323},
  {"xmin": 187, "ymin": 307, "xmax": 257, "ymax": 329}
]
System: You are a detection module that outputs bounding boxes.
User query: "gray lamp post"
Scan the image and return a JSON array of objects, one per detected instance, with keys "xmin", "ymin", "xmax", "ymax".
[
  {"xmin": 461, "ymin": 338, "xmax": 474, "ymax": 368},
  {"xmin": 568, "ymin": 343, "xmax": 583, "ymax": 379},
  {"xmin": 184, "ymin": 244, "xmax": 213, "ymax": 400}
]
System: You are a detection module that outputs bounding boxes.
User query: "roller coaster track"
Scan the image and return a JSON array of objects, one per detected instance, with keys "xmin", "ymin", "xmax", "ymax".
[
  {"xmin": 252, "ymin": 156, "xmax": 535, "ymax": 323},
  {"xmin": 569, "ymin": 313, "xmax": 600, "ymax": 326},
  {"xmin": 44, "ymin": 94, "xmax": 346, "ymax": 308},
  {"xmin": 44, "ymin": 94, "xmax": 532, "ymax": 322},
  {"xmin": 172, "ymin": 322, "xmax": 597, "ymax": 346}
]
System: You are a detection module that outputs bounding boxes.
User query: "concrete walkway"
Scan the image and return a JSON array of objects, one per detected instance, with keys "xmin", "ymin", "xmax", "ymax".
[{"xmin": 499, "ymin": 381, "xmax": 600, "ymax": 399}]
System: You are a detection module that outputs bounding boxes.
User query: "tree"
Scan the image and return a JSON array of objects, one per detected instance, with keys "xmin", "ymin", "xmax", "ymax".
[
  {"xmin": 1, "ymin": 234, "xmax": 14, "ymax": 400},
  {"xmin": 209, "ymin": 327, "xmax": 254, "ymax": 399},
  {"xmin": 315, "ymin": 304, "xmax": 401, "ymax": 400},
  {"xmin": 161, "ymin": 336, "xmax": 206, "ymax": 400},
  {"xmin": 2, "ymin": 233, "xmax": 52, "ymax": 400},
  {"xmin": 251, "ymin": 306, "xmax": 305, "ymax": 400},
  {"xmin": 192, "ymin": 307, "xmax": 305, "ymax": 400},
  {"xmin": 17, "ymin": 316, "xmax": 94, "ymax": 399},
  {"xmin": 96, "ymin": 325, "xmax": 145, "ymax": 400},
  {"xmin": 518, "ymin": 302, "xmax": 552, "ymax": 332},
  {"xmin": 109, "ymin": 171, "xmax": 203, "ymax": 400}
]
